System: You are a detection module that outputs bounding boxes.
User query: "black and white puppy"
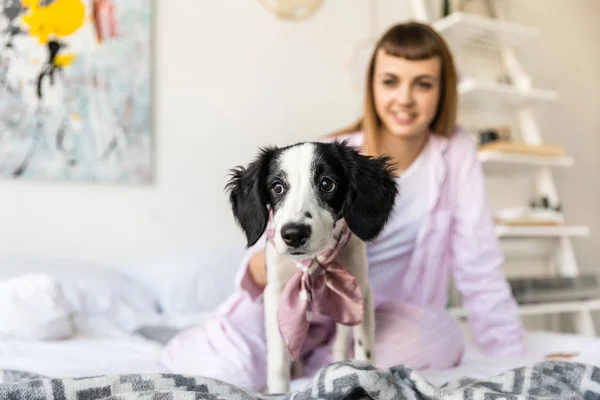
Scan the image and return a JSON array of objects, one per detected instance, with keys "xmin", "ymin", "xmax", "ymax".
[{"xmin": 226, "ymin": 140, "xmax": 398, "ymax": 393}]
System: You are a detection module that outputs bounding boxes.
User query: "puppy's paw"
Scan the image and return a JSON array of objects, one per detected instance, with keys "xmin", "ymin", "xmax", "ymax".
[
  {"xmin": 267, "ymin": 377, "xmax": 290, "ymax": 394},
  {"xmin": 332, "ymin": 345, "xmax": 348, "ymax": 363}
]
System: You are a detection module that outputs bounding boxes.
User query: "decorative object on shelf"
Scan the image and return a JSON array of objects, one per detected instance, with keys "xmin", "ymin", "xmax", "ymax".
[
  {"xmin": 496, "ymin": 73, "xmax": 513, "ymax": 85},
  {"xmin": 442, "ymin": 0, "xmax": 450, "ymax": 17},
  {"xmin": 477, "ymin": 125, "xmax": 511, "ymax": 145},
  {"xmin": 530, "ymin": 195, "xmax": 562, "ymax": 213},
  {"xmin": 257, "ymin": 0, "xmax": 323, "ymax": 21},
  {"xmin": 441, "ymin": 0, "xmax": 468, "ymax": 17},
  {"xmin": 441, "ymin": 0, "xmax": 495, "ymax": 18},
  {"xmin": 0, "ymin": 0, "xmax": 153, "ymax": 184},
  {"xmin": 509, "ymin": 275, "xmax": 600, "ymax": 305}
]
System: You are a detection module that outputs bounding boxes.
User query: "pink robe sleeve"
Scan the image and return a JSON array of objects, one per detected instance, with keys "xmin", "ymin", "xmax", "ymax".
[{"xmin": 450, "ymin": 134, "xmax": 526, "ymax": 357}]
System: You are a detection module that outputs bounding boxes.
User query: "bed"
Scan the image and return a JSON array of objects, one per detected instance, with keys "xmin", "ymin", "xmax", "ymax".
[
  {"xmin": 1, "ymin": 327, "xmax": 600, "ymax": 399},
  {"xmin": 1, "ymin": 254, "xmax": 600, "ymax": 398}
]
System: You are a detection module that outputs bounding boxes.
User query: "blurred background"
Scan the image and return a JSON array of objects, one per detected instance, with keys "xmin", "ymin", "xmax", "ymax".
[{"xmin": 0, "ymin": 0, "xmax": 598, "ymax": 335}]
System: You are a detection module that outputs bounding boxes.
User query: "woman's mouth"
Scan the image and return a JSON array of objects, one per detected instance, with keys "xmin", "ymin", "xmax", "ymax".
[{"xmin": 391, "ymin": 111, "xmax": 416, "ymax": 125}]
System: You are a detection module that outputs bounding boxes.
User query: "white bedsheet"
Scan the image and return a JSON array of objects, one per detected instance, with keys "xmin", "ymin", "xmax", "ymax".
[
  {"xmin": 0, "ymin": 317, "xmax": 167, "ymax": 378},
  {"xmin": 1, "ymin": 322, "xmax": 599, "ymax": 389},
  {"xmin": 421, "ymin": 330, "xmax": 600, "ymax": 386}
]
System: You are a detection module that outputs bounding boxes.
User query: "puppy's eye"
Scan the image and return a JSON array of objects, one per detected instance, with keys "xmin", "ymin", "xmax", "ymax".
[
  {"xmin": 270, "ymin": 182, "xmax": 285, "ymax": 195},
  {"xmin": 320, "ymin": 177, "xmax": 336, "ymax": 193}
]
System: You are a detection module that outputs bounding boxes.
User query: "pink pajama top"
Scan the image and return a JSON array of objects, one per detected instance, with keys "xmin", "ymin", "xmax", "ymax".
[{"xmin": 236, "ymin": 126, "xmax": 526, "ymax": 357}]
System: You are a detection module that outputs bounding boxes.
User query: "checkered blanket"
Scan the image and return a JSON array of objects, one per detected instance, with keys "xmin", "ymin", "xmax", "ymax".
[{"xmin": 0, "ymin": 360, "xmax": 598, "ymax": 400}]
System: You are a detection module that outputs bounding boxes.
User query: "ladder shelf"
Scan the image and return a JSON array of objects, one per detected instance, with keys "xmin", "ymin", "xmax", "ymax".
[{"xmin": 410, "ymin": 3, "xmax": 597, "ymax": 336}]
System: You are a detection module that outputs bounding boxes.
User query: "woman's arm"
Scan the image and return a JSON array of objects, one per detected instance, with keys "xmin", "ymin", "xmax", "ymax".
[
  {"xmin": 450, "ymin": 134, "xmax": 526, "ymax": 357},
  {"xmin": 234, "ymin": 235, "xmax": 268, "ymax": 301}
]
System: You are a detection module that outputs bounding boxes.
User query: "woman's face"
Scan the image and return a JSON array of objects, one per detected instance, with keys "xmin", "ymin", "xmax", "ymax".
[{"xmin": 372, "ymin": 49, "xmax": 441, "ymax": 140}]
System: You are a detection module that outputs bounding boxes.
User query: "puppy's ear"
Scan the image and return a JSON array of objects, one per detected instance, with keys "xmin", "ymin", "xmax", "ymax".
[
  {"xmin": 337, "ymin": 141, "xmax": 398, "ymax": 242},
  {"xmin": 225, "ymin": 147, "xmax": 275, "ymax": 247}
]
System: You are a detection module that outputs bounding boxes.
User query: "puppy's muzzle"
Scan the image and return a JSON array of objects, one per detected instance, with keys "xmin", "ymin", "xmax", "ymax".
[{"xmin": 281, "ymin": 223, "xmax": 311, "ymax": 248}]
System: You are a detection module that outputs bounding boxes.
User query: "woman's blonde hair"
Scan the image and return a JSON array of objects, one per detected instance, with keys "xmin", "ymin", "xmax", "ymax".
[{"xmin": 329, "ymin": 21, "xmax": 458, "ymax": 156}]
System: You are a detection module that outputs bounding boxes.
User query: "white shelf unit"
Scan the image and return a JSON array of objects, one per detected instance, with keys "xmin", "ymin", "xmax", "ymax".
[
  {"xmin": 478, "ymin": 150, "xmax": 574, "ymax": 175},
  {"xmin": 459, "ymin": 78, "xmax": 559, "ymax": 108},
  {"xmin": 432, "ymin": 11, "xmax": 541, "ymax": 53},
  {"xmin": 411, "ymin": 1, "xmax": 596, "ymax": 336}
]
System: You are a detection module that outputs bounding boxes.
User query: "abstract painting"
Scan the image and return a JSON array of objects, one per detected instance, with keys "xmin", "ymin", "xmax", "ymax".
[{"xmin": 0, "ymin": 0, "xmax": 153, "ymax": 183}]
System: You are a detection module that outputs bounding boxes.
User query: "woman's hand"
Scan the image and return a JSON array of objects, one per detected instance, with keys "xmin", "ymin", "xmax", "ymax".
[{"xmin": 249, "ymin": 250, "xmax": 267, "ymax": 289}]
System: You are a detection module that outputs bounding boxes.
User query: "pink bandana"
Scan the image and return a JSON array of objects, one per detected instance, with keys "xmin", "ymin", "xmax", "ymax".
[{"xmin": 265, "ymin": 213, "xmax": 364, "ymax": 360}]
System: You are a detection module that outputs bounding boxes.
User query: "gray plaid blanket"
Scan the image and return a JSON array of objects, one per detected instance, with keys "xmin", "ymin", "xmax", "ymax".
[{"xmin": 0, "ymin": 360, "xmax": 598, "ymax": 400}]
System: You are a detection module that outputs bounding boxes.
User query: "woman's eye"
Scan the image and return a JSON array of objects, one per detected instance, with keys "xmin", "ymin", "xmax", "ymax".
[
  {"xmin": 271, "ymin": 182, "xmax": 285, "ymax": 195},
  {"xmin": 320, "ymin": 177, "xmax": 336, "ymax": 193},
  {"xmin": 417, "ymin": 81, "xmax": 433, "ymax": 89}
]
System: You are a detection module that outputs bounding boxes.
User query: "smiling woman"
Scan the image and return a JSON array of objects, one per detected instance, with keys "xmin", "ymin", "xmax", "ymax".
[{"xmin": 332, "ymin": 21, "xmax": 458, "ymax": 173}]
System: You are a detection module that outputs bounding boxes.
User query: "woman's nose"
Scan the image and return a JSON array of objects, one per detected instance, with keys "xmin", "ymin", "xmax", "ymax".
[{"xmin": 395, "ymin": 85, "xmax": 414, "ymax": 105}]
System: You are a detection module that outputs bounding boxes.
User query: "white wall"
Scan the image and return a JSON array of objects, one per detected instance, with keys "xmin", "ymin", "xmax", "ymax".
[
  {"xmin": 0, "ymin": 0, "xmax": 597, "ymax": 280},
  {"xmin": 0, "ymin": 0, "xmax": 412, "ymax": 266}
]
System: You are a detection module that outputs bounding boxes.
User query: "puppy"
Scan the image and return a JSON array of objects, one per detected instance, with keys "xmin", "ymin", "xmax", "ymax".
[{"xmin": 226, "ymin": 140, "xmax": 398, "ymax": 393}]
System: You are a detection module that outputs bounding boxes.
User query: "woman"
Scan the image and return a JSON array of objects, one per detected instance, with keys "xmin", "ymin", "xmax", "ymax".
[{"xmin": 161, "ymin": 21, "xmax": 526, "ymax": 392}]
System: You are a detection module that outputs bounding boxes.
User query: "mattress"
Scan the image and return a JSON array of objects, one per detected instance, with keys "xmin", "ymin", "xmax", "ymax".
[{"xmin": 1, "ymin": 316, "xmax": 598, "ymax": 390}]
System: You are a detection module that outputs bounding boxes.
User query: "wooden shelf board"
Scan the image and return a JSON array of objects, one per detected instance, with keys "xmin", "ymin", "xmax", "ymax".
[
  {"xmin": 494, "ymin": 218, "xmax": 562, "ymax": 227},
  {"xmin": 478, "ymin": 142, "xmax": 566, "ymax": 157},
  {"xmin": 450, "ymin": 298, "xmax": 600, "ymax": 318},
  {"xmin": 495, "ymin": 224, "xmax": 590, "ymax": 238},
  {"xmin": 479, "ymin": 150, "xmax": 574, "ymax": 174},
  {"xmin": 433, "ymin": 12, "xmax": 541, "ymax": 52}
]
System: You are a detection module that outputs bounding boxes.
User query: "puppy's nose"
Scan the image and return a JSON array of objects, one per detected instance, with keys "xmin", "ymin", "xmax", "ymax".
[{"xmin": 281, "ymin": 223, "xmax": 311, "ymax": 248}]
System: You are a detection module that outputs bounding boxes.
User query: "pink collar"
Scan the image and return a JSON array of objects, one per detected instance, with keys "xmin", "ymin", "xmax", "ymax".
[{"xmin": 266, "ymin": 214, "xmax": 364, "ymax": 360}]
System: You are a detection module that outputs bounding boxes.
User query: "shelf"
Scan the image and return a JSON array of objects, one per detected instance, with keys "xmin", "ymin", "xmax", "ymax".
[
  {"xmin": 433, "ymin": 12, "xmax": 541, "ymax": 53},
  {"xmin": 450, "ymin": 298, "xmax": 600, "ymax": 318},
  {"xmin": 478, "ymin": 150, "xmax": 574, "ymax": 174},
  {"xmin": 495, "ymin": 224, "xmax": 590, "ymax": 238},
  {"xmin": 459, "ymin": 79, "xmax": 559, "ymax": 109}
]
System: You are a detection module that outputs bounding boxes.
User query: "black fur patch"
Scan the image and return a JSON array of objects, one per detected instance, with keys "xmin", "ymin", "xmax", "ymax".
[
  {"xmin": 313, "ymin": 140, "xmax": 399, "ymax": 241},
  {"xmin": 311, "ymin": 144, "xmax": 352, "ymax": 221},
  {"xmin": 225, "ymin": 146, "xmax": 278, "ymax": 247}
]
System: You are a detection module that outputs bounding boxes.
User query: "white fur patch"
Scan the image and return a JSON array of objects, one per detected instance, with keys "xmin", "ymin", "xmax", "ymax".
[{"xmin": 272, "ymin": 143, "xmax": 336, "ymax": 256}]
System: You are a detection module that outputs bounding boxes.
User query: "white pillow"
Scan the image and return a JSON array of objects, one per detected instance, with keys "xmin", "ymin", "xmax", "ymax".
[
  {"xmin": 0, "ymin": 273, "xmax": 73, "ymax": 340},
  {"xmin": 0, "ymin": 258, "xmax": 160, "ymax": 331},
  {"xmin": 119, "ymin": 245, "xmax": 246, "ymax": 315}
]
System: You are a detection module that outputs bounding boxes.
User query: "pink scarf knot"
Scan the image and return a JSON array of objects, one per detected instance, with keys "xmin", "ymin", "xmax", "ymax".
[{"xmin": 266, "ymin": 217, "xmax": 364, "ymax": 360}]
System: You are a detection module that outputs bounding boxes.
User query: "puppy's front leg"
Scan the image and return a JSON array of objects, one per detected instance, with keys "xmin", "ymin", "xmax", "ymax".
[
  {"xmin": 332, "ymin": 323, "xmax": 351, "ymax": 362},
  {"xmin": 337, "ymin": 237, "xmax": 376, "ymax": 366},
  {"xmin": 264, "ymin": 282, "xmax": 290, "ymax": 393},
  {"xmin": 353, "ymin": 283, "xmax": 375, "ymax": 365}
]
